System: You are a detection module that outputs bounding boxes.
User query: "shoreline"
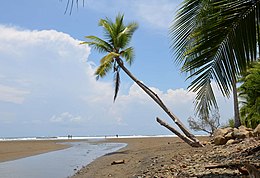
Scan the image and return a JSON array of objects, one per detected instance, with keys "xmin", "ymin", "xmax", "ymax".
[
  {"xmin": 0, "ymin": 136, "xmax": 210, "ymax": 177},
  {"xmin": 0, "ymin": 139, "xmax": 87, "ymax": 163},
  {"xmin": 0, "ymin": 139, "xmax": 126, "ymax": 178},
  {"xmin": 1, "ymin": 136, "xmax": 258, "ymax": 177}
]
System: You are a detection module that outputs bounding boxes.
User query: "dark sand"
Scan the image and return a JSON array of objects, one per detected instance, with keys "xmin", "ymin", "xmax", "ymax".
[{"xmin": 72, "ymin": 136, "xmax": 211, "ymax": 178}]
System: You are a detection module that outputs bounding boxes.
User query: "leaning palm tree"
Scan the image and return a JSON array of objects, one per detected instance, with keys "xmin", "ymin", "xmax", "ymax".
[
  {"xmin": 81, "ymin": 14, "xmax": 203, "ymax": 147},
  {"xmin": 170, "ymin": 0, "xmax": 260, "ymax": 128}
]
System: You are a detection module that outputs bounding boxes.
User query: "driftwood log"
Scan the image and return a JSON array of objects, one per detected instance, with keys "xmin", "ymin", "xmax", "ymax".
[{"xmin": 111, "ymin": 160, "xmax": 125, "ymax": 165}]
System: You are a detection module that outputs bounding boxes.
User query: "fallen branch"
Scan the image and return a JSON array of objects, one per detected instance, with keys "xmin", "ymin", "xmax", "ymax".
[{"xmin": 156, "ymin": 117, "xmax": 204, "ymax": 147}]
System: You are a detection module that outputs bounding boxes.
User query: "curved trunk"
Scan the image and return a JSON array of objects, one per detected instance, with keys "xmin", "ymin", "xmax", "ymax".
[{"xmin": 116, "ymin": 58, "xmax": 203, "ymax": 147}]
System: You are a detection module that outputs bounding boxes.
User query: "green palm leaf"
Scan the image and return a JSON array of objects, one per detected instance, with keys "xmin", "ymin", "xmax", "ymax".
[
  {"xmin": 81, "ymin": 13, "xmax": 138, "ymax": 101},
  {"xmin": 120, "ymin": 47, "xmax": 134, "ymax": 65},
  {"xmin": 81, "ymin": 36, "xmax": 113, "ymax": 53},
  {"xmin": 95, "ymin": 54, "xmax": 115, "ymax": 78},
  {"xmin": 100, "ymin": 52, "xmax": 120, "ymax": 64},
  {"xmin": 113, "ymin": 69, "xmax": 120, "ymax": 101},
  {"xmin": 171, "ymin": 0, "xmax": 260, "ymax": 117}
]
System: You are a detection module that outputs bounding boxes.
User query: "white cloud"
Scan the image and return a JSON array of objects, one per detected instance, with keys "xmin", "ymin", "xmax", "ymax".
[
  {"xmin": 0, "ymin": 24, "xmax": 89, "ymax": 60},
  {"xmin": 0, "ymin": 84, "xmax": 30, "ymax": 104},
  {"xmin": 50, "ymin": 112, "xmax": 83, "ymax": 123},
  {"xmin": 106, "ymin": 83, "xmax": 195, "ymax": 127}
]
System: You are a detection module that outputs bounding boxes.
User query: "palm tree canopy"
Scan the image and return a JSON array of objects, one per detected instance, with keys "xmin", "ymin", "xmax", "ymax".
[
  {"xmin": 170, "ymin": 0, "xmax": 260, "ymax": 116},
  {"xmin": 81, "ymin": 14, "xmax": 138, "ymax": 100}
]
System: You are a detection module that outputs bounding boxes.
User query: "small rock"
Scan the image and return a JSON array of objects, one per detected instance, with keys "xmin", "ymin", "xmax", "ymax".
[
  {"xmin": 225, "ymin": 132, "xmax": 234, "ymax": 139},
  {"xmin": 226, "ymin": 139, "xmax": 236, "ymax": 145},
  {"xmin": 233, "ymin": 128, "xmax": 247, "ymax": 139},
  {"xmin": 214, "ymin": 135, "xmax": 228, "ymax": 145},
  {"xmin": 213, "ymin": 127, "xmax": 233, "ymax": 137}
]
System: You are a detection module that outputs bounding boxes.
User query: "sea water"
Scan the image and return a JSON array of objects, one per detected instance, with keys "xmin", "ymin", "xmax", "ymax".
[{"xmin": 0, "ymin": 141, "xmax": 126, "ymax": 178}]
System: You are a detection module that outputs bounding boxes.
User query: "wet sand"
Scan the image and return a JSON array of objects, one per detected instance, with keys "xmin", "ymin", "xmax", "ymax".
[
  {"xmin": 0, "ymin": 140, "xmax": 127, "ymax": 178},
  {"xmin": 0, "ymin": 139, "xmax": 83, "ymax": 163}
]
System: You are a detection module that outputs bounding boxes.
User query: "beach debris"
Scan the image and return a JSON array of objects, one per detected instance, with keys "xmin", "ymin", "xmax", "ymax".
[
  {"xmin": 134, "ymin": 136, "xmax": 260, "ymax": 178},
  {"xmin": 111, "ymin": 159, "xmax": 125, "ymax": 165}
]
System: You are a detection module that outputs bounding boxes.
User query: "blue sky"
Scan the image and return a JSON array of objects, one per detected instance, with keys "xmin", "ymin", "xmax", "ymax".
[{"xmin": 0, "ymin": 0, "xmax": 233, "ymax": 137}]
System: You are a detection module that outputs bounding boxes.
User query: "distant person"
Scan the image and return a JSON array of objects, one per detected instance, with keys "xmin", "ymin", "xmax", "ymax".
[{"xmin": 116, "ymin": 134, "xmax": 118, "ymax": 138}]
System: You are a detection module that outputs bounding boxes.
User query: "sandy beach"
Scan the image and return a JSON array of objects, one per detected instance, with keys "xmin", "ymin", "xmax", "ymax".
[
  {"xmin": 0, "ymin": 136, "xmax": 258, "ymax": 177},
  {"xmin": 0, "ymin": 137, "xmax": 209, "ymax": 177},
  {"xmin": 72, "ymin": 136, "xmax": 211, "ymax": 178}
]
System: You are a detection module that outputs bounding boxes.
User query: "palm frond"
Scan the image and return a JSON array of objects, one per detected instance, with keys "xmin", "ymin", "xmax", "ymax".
[
  {"xmin": 81, "ymin": 36, "xmax": 113, "ymax": 53},
  {"xmin": 100, "ymin": 52, "xmax": 120, "ymax": 64},
  {"xmin": 117, "ymin": 22, "xmax": 138, "ymax": 49},
  {"xmin": 120, "ymin": 47, "xmax": 134, "ymax": 65},
  {"xmin": 115, "ymin": 13, "xmax": 125, "ymax": 35},
  {"xmin": 170, "ymin": 0, "xmax": 260, "ymax": 117},
  {"xmin": 99, "ymin": 18, "xmax": 117, "ymax": 46},
  {"xmin": 95, "ymin": 54, "xmax": 115, "ymax": 78},
  {"xmin": 193, "ymin": 80, "xmax": 217, "ymax": 117},
  {"xmin": 113, "ymin": 69, "xmax": 121, "ymax": 101},
  {"xmin": 170, "ymin": 0, "xmax": 203, "ymax": 65}
]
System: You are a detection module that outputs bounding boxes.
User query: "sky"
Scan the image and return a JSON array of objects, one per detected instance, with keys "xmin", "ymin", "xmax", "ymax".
[{"xmin": 0, "ymin": 0, "xmax": 234, "ymax": 137}]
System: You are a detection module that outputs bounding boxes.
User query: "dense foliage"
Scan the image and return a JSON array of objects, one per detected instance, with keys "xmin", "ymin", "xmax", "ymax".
[{"xmin": 238, "ymin": 62, "xmax": 260, "ymax": 128}]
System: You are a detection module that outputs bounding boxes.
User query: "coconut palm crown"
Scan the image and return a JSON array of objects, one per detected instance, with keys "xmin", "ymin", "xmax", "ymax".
[
  {"xmin": 81, "ymin": 14, "xmax": 138, "ymax": 101},
  {"xmin": 170, "ymin": 0, "xmax": 260, "ymax": 121}
]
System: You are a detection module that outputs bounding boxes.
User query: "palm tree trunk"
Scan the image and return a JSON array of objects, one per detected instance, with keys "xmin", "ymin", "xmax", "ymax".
[
  {"xmin": 232, "ymin": 79, "xmax": 241, "ymax": 128},
  {"xmin": 116, "ymin": 58, "xmax": 203, "ymax": 147}
]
